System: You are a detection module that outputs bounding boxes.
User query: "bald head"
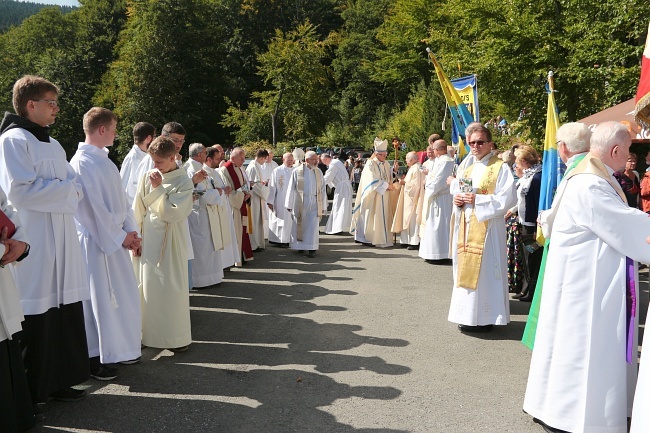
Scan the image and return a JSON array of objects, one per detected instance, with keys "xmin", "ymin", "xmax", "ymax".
[
  {"xmin": 282, "ymin": 152, "xmax": 295, "ymax": 167},
  {"xmin": 433, "ymin": 139, "xmax": 448, "ymax": 152},
  {"xmin": 320, "ymin": 153, "xmax": 332, "ymax": 166}
]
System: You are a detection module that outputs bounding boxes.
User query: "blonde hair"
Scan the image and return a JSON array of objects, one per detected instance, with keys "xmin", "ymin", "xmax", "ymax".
[{"xmin": 514, "ymin": 144, "xmax": 539, "ymax": 166}]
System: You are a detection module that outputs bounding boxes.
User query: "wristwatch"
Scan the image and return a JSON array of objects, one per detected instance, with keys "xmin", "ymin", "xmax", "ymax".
[{"xmin": 17, "ymin": 242, "xmax": 30, "ymax": 262}]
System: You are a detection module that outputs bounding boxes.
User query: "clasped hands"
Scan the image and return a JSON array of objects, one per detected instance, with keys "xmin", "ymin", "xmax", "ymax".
[
  {"xmin": 123, "ymin": 231, "xmax": 142, "ymax": 257},
  {"xmin": 0, "ymin": 226, "xmax": 27, "ymax": 266},
  {"xmin": 453, "ymin": 193, "xmax": 476, "ymax": 207}
]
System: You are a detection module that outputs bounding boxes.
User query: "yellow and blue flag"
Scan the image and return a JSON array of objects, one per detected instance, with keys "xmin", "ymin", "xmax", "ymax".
[
  {"xmin": 450, "ymin": 75, "xmax": 480, "ymax": 161},
  {"xmin": 536, "ymin": 72, "xmax": 562, "ymax": 244},
  {"xmin": 426, "ymin": 49, "xmax": 475, "ymax": 148}
]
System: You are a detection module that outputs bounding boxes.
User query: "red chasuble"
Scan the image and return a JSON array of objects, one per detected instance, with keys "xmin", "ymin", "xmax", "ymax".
[{"xmin": 223, "ymin": 161, "xmax": 254, "ymax": 261}]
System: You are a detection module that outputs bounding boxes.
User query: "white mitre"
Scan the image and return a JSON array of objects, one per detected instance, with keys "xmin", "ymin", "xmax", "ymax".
[{"xmin": 373, "ymin": 137, "xmax": 388, "ymax": 152}]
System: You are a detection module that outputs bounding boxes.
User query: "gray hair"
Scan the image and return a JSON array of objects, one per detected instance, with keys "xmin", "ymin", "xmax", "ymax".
[
  {"xmin": 188, "ymin": 142, "xmax": 205, "ymax": 158},
  {"xmin": 305, "ymin": 150, "xmax": 317, "ymax": 160},
  {"xmin": 556, "ymin": 122, "xmax": 591, "ymax": 154},
  {"xmin": 320, "ymin": 153, "xmax": 332, "ymax": 161},
  {"xmin": 589, "ymin": 121, "xmax": 631, "ymax": 156},
  {"xmin": 230, "ymin": 147, "xmax": 245, "ymax": 159},
  {"xmin": 465, "ymin": 122, "xmax": 492, "ymax": 142},
  {"xmin": 405, "ymin": 151, "xmax": 418, "ymax": 163}
]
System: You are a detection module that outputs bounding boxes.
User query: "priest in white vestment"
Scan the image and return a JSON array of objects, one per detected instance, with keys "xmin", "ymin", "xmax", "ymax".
[
  {"xmin": 350, "ymin": 138, "xmax": 399, "ymax": 247},
  {"xmin": 205, "ymin": 146, "xmax": 238, "ymax": 269},
  {"xmin": 185, "ymin": 144, "xmax": 230, "ymax": 287},
  {"xmin": 219, "ymin": 147, "xmax": 254, "ymax": 265},
  {"xmin": 0, "ymin": 76, "xmax": 90, "ymax": 402},
  {"xmin": 419, "ymin": 140, "xmax": 454, "ymax": 261},
  {"xmin": 321, "ymin": 154, "xmax": 353, "ymax": 234},
  {"xmin": 422, "ymin": 134, "xmax": 441, "ymax": 174},
  {"xmin": 285, "ymin": 151, "xmax": 327, "ymax": 257},
  {"xmin": 262, "ymin": 149, "xmax": 278, "ymax": 240},
  {"xmin": 391, "ymin": 151, "xmax": 423, "ymax": 249},
  {"xmin": 447, "ymin": 123, "xmax": 516, "ymax": 332},
  {"xmin": 267, "ymin": 152, "xmax": 295, "ymax": 245},
  {"xmin": 71, "ymin": 108, "xmax": 142, "ymax": 374},
  {"xmin": 119, "ymin": 122, "xmax": 154, "ymax": 206},
  {"xmin": 246, "ymin": 149, "xmax": 271, "ymax": 251},
  {"xmin": 133, "ymin": 137, "xmax": 194, "ymax": 351},
  {"xmin": 524, "ymin": 122, "xmax": 650, "ymax": 433}
]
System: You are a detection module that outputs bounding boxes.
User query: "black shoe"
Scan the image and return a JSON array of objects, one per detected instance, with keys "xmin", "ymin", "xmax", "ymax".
[
  {"xmin": 307, "ymin": 250, "xmax": 316, "ymax": 258},
  {"xmin": 458, "ymin": 324, "xmax": 493, "ymax": 333},
  {"xmin": 119, "ymin": 357, "xmax": 141, "ymax": 365},
  {"xmin": 252, "ymin": 247, "xmax": 264, "ymax": 252},
  {"xmin": 533, "ymin": 418, "xmax": 570, "ymax": 433},
  {"xmin": 90, "ymin": 364, "xmax": 118, "ymax": 381},
  {"xmin": 170, "ymin": 345, "xmax": 189, "ymax": 353},
  {"xmin": 406, "ymin": 245, "xmax": 419, "ymax": 250},
  {"xmin": 519, "ymin": 294, "xmax": 533, "ymax": 302},
  {"xmin": 50, "ymin": 387, "xmax": 87, "ymax": 402}
]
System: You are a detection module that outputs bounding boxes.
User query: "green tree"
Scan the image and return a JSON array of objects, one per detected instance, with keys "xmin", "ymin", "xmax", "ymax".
[{"xmin": 222, "ymin": 21, "xmax": 332, "ymax": 146}]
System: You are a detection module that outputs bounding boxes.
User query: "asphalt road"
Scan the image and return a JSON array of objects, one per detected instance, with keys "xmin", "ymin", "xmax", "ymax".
[{"xmin": 34, "ymin": 220, "xmax": 649, "ymax": 433}]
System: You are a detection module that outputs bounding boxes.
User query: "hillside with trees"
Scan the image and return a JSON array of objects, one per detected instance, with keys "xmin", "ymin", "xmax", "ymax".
[
  {"xmin": 0, "ymin": 0, "xmax": 75, "ymax": 33},
  {"xmin": 0, "ymin": 0, "xmax": 647, "ymax": 161}
]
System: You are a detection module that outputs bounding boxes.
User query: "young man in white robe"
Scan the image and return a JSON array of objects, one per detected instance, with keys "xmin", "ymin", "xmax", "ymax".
[
  {"xmin": 205, "ymin": 146, "xmax": 238, "ymax": 269},
  {"xmin": 419, "ymin": 139, "xmax": 455, "ymax": 262},
  {"xmin": 71, "ymin": 108, "xmax": 142, "ymax": 380},
  {"xmin": 246, "ymin": 149, "xmax": 271, "ymax": 251},
  {"xmin": 391, "ymin": 151, "xmax": 423, "ymax": 249},
  {"xmin": 523, "ymin": 121, "xmax": 650, "ymax": 433},
  {"xmin": 448, "ymin": 123, "xmax": 516, "ymax": 333},
  {"xmin": 136, "ymin": 123, "xmax": 201, "ymax": 289},
  {"xmin": 0, "ymin": 75, "xmax": 90, "ymax": 403},
  {"xmin": 321, "ymin": 153, "xmax": 353, "ymax": 235},
  {"xmin": 133, "ymin": 137, "xmax": 194, "ymax": 352},
  {"xmin": 267, "ymin": 152, "xmax": 295, "ymax": 246},
  {"xmin": 219, "ymin": 147, "xmax": 254, "ymax": 265},
  {"xmin": 285, "ymin": 151, "xmax": 327, "ymax": 258},
  {"xmin": 350, "ymin": 138, "xmax": 399, "ymax": 248},
  {"xmin": 120, "ymin": 122, "xmax": 154, "ymax": 206},
  {"xmin": 184, "ymin": 143, "xmax": 230, "ymax": 287},
  {"xmin": 0, "ymin": 186, "xmax": 37, "ymax": 430}
]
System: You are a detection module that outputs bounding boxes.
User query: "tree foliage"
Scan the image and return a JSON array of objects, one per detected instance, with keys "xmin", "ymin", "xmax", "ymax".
[{"xmin": 0, "ymin": 0, "xmax": 647, "ymax": 162}]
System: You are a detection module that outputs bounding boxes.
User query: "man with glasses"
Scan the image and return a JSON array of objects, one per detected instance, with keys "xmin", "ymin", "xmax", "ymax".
[
  {"xmin": 0, "ymin": 75, "xmax": 90, "ymax": 405},
  {"xmin": 447, "ymin": 122, "xmax": 516, "ymax": 333}
]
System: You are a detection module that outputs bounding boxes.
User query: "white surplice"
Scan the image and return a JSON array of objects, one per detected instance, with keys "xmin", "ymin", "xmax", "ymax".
[
  {"xmin": 119, "ymin": 144, "xmax": 148, "ymax": 207},
  {"xmin": 185, "ymin": 159, "xmax": 226, "ymax": 287},
  {"xmin": 71, "ymin": 143, "xmax": 141, "ymax": 364},
  {"xmin": 267, "ymin": 164, "xmax": 294, "ymax": 244},
  {"xmin": 285, "ymin": 166, "xmax": 326, "ymax": 251},
  {"xmin": 246, "ymin": 161, "xmax": 270, "ymax": 250},
  {"xmin": 0, "ymin": 128, "xmax": 88, "ymax": 315},
  {"xmin": 419, "ymin": 155, "xmax": 454, "ymax": 260},
  {"xmin": 133, "ymin": 168, "xmax": 194, "ymax": 349},
  {"xmin": 524, "ymin": 166, "xmax": 650, "ymax": 433},
  {"xmin": 0, "ymin": 187, "xmax": 28, "ymax": 342},
  {"xmin": 208, "ymin": 166, "xmax": 238, "ymax": 269},
  {"xmin": 324, "ymin": 158, "xmax": 352, "ymax": 234},
  {"xmin": 447, "ymin": 154, "xmax": 516, "ymax": 326}
]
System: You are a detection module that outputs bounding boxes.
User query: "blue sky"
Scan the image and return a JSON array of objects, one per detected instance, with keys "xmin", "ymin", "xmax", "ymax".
[{"xmin": 23, "ymin": 0, "xmax": 79, "ymax": 6}]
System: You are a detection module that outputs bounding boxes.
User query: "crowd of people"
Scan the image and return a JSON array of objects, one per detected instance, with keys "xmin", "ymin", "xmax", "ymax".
[{"xmin": 1, "ymin": 74, "xmax": 650, "ymax": 433}]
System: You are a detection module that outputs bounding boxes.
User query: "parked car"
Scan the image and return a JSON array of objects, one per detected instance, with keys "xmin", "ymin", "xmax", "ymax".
[{"xmin": 387, "ymin": 159, "xmax": 408, "ymax": 178}]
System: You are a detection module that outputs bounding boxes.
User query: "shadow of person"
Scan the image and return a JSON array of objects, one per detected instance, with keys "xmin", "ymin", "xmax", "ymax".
[{"xmin": 40, "ymin": 368, "xmax": 409, "ymax": 433}]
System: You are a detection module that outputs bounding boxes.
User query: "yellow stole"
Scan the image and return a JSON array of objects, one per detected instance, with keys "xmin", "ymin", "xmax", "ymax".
[
  {"xmin": 456, "ymin": 156, "xmax": 503, "ymax": 290},
  {"xmin": 295, "ymin": 164, "xmax": 323, "ymax": 241}
]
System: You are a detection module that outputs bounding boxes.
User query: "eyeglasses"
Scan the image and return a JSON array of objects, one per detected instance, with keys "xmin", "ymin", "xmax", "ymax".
[
  {"xmin": 468, "ymin": 140, "xmax": 488, "ymax": 147},
  {"xmin": 170, "ymin": 138, "xmax": 185, "ymax": 144},
  {"xmin": 33, "ymin": 99, "xmax": 58, "ymax": 108}
]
